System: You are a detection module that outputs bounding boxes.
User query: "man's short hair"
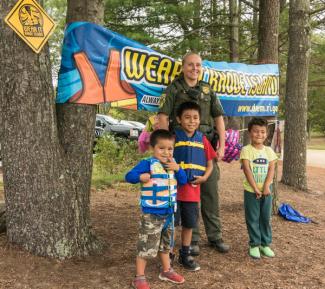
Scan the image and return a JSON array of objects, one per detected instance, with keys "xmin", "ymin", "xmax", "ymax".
[
  {"xmin": 182, "ymin": 51, "xmax": 201, "ymax": 65},
  {"xmin": 248, "ymin": 117, "xmax": 268, "ymax": 131},
  {"xmin": 150, "ymin": 129, "xmax": 174, "ymax": 147},
  {"xmin": 176, "ymin": 101, "xmax": 201, "ymax": 118}
]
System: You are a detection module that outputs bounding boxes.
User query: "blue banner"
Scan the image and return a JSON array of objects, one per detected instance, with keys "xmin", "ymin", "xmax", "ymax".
[{"xmin": 57, "ymin": 22, "xmax": 279, "ymax": 116}]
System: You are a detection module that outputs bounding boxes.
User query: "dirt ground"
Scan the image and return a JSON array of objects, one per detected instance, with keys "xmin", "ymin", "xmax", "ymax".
[{"xmin": 0, "ymin": 161, "xmax": 325, "ymax": 289}]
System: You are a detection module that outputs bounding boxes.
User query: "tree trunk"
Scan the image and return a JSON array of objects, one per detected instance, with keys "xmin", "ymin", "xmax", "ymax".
[
  {"xmin": 258, "ymin": 0, "xmax": 279, "ymax": 63},
  {"xmin": 257, "ymin": 0, "xmax": 280, "ymax": 212},
  {"xmin": 243, "ymin": 0, "xmax": 259, "ymax": 145},
  {"xmin": 0, "ymin": 0, "xmax": 103, "ymax": 258},
  {"xmin": 227, "ymin": 0, "xmax": 242, "ymax": 130},
  {"xmin": 282, "ymin": 0, "xmax": 310, "ymax": 191}
]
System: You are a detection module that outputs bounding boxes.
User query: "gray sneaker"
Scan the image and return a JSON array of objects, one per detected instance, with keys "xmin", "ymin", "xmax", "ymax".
[
  {"xmin": 178, "ymin": 250, "xmax": 201, "ymax": 271},
  {"xmin": 189, "ymin": 243, "xmax": 200, "ymax": 256},
  {"xmin": 209, "ymin": 239, "xmax": 230, "ymax": 253}
]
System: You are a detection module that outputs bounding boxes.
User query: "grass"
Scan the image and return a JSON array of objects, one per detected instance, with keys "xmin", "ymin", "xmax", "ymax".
[
  {"xmin": 307, "ymin": 136, "xmax": 325, "ymax": 150},
  {"xmin": 91, "ymin": 169, "xmax": 126, "ymax": 190},
  {"xmin": 307, "ymin": 144, "xmax": 325, "ymax": 150}
]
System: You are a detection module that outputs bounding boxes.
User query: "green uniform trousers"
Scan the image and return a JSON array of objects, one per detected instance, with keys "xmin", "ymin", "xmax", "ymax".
[
  {"xmin": 244, "ymin": 191, "xmax": 272, "ymax": 247},
  {"xmin": 192, "ymin": 160, "xmax": 222, "ymax": 243}
]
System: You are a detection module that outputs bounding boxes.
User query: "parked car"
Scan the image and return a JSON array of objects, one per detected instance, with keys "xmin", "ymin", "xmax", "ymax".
[
  {"xmin": 95, "ymin": 114, "xmax": 143, "ymax": 140},
  {"xmin": 125, "ymin": 120, "xmax": 146, "ymax": 131}
]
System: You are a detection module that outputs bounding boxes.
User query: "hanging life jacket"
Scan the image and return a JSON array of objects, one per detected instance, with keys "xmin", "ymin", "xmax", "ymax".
[
  {"xmin": 140, "ymin": 158, "xmax": 177, "ymax": 213},
  {"xmin": 173, "ymin": 129, "xmax": 206, "ymax": 182}
]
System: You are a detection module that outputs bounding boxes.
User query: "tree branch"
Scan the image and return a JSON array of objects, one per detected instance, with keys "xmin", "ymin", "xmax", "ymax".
[
  {"xmin": 312, "ymin": 16, "xmax": 325, "ymax": 28},
  {"xmin": 240, "ymin": 0, "xmax": 259, "ymax": 11},
  {"xmin": 310, "ymin": 6, "xmax": 325, "ymax": 15}
]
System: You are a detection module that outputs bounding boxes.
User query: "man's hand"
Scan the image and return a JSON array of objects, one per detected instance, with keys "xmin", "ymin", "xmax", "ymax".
[
  {"xmin": 216, "ymin": 146, "xmax": 225, "ymax": 161},
  {"xmin": 140, "ymin": 173, "xmax": 151, "ymax": 183},
  {"xmin": 164, "ymin": 158, "xmax": 179, "ymax": 172}
]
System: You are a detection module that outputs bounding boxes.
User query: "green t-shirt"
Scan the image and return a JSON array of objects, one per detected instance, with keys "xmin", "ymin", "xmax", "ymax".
[{"xmin": 240, "ymin": 144, "xmax": 277, "ymax": 193}]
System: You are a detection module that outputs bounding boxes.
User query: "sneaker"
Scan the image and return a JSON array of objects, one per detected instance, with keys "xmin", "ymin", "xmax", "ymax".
[
  {"xmin": 131, "ymin": 276, "xmax": 150, "ymax": 289},
  {"xmin": 260, "ymin": 246, "xmax": 275, "ymax": 258},
  {"xmin": 209, "ymin": 239, "xmax": 230, "ymax": 253},
  {"xmin": 178, "ymin": 250, "xmax": 200, "ymax": 271},
  {"xmin": 159, "ymin": 268, "xmax": 185, "ymax": 284},
  {"xmin": 190, "ymin": 243, "xmax": 200, "ymax": 256},
  {"xmin": 249, "ymin": 246, "xmax": 261, "ymax": 259}
]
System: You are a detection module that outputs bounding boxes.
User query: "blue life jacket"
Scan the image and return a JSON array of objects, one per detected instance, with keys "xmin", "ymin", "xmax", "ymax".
[
  {"xmin": 140, "ymin": 158, "xmax": 177, "ymax": 213},
  {"xmin": 173, "ymin": 129, "xmax": 206, "ymax": 182}
]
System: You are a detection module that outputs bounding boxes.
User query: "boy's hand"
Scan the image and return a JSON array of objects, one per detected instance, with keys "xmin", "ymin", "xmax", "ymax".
[
  {"xmin": 140, "ymin": 173, "xmax": 151, "ymax": 183},
  {"xmin": 191, "ymin": 175, "xmax": 207, "ymax": 185},
  {"xmin": 263, "ymin": 186, "xmax": 271, "ymax": 196},
  {"xmin": 164, "ymin": 158, "xmax": 180, "ymax": 172},
  {"xmin": 254, "ymin": 189, "xmax": 263, "ymax": 199}
]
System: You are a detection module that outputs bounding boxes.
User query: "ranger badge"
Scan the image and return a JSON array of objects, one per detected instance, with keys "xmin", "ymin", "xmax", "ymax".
[
  {"xmin": 202, "ymin": 85, "xmax": 210, "ymax": 94},
  {"xmin": 159, "ymin": 93, "xmax": 166, "ymax": 108}
]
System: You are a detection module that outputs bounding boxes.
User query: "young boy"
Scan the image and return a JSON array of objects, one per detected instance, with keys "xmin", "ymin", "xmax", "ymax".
[
  {"xmin": 240, "ymin": 117, "xmax": 277, "ymax": 259},
  {"xmin": 125, "ymin": 129, "xmax": 187, "ymax": 289},
  {"xmin": 173, "ymin": 101, "xmax": 216, "ymax": 271}
]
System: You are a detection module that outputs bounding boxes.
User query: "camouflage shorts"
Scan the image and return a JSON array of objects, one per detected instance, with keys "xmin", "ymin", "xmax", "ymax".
[{"xmin": 137, "ymin": 213, "xmax": 172, "ymax": 259}]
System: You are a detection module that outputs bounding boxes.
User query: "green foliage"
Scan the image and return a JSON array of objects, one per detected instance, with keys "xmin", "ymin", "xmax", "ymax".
[
  {"xmin": 308, "ymin": 34, "xmax": 325, "ymax": 133},
  {"xmin": 91, "ymin": 170, "xmax": 125, "ymax": 189},
  {"xmin": 104, "ymin": 0, "xmax": 232, "ymax": 60},
  {"xmin": 44, "ymin": 0, "xmax": 67, "ymax": 85},
  {"xmin": 93, "ymin": 134, "xmax": 145, "ymax": 176},
  {"xmin": 92, "ymin": 134, "xmax": 150, "ymax": 188}
]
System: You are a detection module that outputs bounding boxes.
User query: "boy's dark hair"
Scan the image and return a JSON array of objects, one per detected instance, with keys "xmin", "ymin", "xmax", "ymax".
[
  {"xmin": 248, "ymin": 117, "xmax": 268, "ymax": 132},
  {"xmin": 150, "ymin": 129, "xmax": 174, "ymax": 147},
  {"xmin": 176, "ymin": 101, "xmax": 201, "ymax": 118}
]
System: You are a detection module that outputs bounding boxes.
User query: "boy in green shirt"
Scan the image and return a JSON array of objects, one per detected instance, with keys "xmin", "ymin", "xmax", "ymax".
[{"xmin": 240, "ymin": 117, "xmax": 277, "ymax": 259}]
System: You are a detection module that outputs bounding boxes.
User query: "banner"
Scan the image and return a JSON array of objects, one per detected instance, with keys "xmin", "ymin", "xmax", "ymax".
[{"xmin": 57, "ymin": 22, "xmax": 279, "ymax": 116}]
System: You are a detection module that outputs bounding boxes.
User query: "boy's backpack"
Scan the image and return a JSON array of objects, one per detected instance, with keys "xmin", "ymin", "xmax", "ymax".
[{"xmin": 278, "ymin": 203, "xmax": 311, "ymax": 223}]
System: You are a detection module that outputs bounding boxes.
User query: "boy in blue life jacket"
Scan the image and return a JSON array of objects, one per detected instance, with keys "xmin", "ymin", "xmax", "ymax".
[
  {"xmin": 240, "ymin": 117, "xmax": 277, "ymax": 259},
  {"xmin": 173, "ymin": 101, "xmax": 216, "ymax": 271},
  {"xmin": 125, "ymin": 129, "xmax": 187, "ymax": 289}
]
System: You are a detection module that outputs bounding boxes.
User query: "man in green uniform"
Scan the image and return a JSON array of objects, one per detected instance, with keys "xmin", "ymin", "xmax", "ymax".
[{"xmin": 157, "ymin": 52, "xmax": 230, "ymax": 254}]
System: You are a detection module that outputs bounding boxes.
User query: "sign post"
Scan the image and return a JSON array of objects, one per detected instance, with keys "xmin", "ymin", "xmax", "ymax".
[{"xmin": 4, "ymin": 0, "xmax": 56, "ymax": 53}]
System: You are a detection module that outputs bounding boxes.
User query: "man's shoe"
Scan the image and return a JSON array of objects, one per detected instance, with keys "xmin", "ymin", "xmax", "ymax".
[
  {"xmin": 178, "ymin": 251, "xmax": 200, "ymax": 271},
  {"xmin": 249, "ymin": 246, "xmax": 261, "ymax": 259},
  {"xmin": 209, "ymin": 239, "xmax": 230, "ymax": 253},
  {"xmin": 189, "ymin": 243, "xmax": 200, "ymax": 256},
  {"xmin": 260, "ymin": 246, "xmax": 275, "ymax": 258},
  {"xmin": 131, "ymin": 276, "xmax": 150, "ymax": 289},
  {"xmin": 159, "ymin": 268, "xmax": 185, "ymax": 284}
]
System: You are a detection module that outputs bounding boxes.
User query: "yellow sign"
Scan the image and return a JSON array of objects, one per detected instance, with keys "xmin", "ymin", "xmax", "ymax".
[{"xmin": 4, "ymin": 0, "xmax": 56, "ymax": 53}]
